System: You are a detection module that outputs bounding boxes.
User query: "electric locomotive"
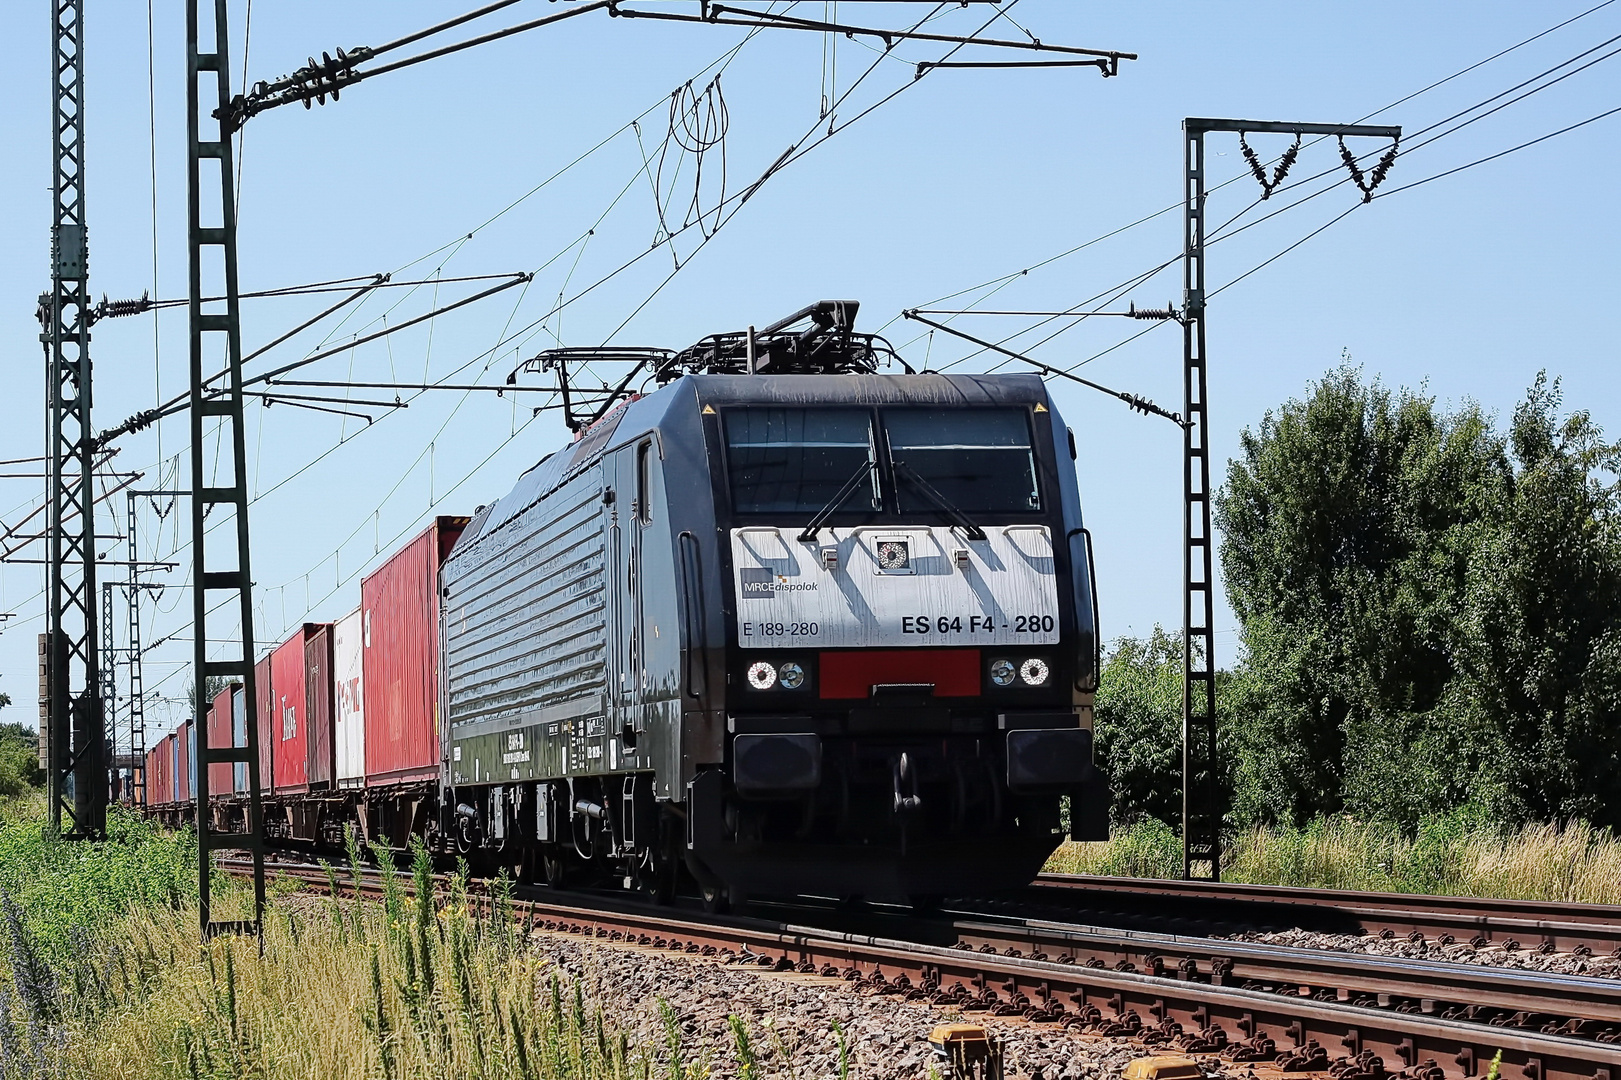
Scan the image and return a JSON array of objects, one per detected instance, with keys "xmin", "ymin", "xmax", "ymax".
[{"xmin": 438, "ymin": 301, "xmax": 1105, "ymax": 907}]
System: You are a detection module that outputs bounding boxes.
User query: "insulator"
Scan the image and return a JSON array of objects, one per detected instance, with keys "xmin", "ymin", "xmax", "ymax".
[
  {"xmin": 1339, "ymin": 135, "xmax": 1400, "ymax": 203},
  {"xmin": 1240, "ymin": 132, "xmax": 1301, "ymax": 200},
  {"xmin": 97, "ymin": 292, "xmax": 152, "ymax": 320},
  {"xmin": 1128, "ymin": 302, "xmax": 1179, "ymax": 321}
]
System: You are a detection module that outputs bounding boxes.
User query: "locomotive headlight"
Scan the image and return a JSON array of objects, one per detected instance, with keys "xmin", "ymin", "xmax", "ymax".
[
  {"xmin": 746, "ymin": 661, "xmax": 778, "ymax": 690},
  {"xmin": 989, "ymin": 659, "xmax": 1017, "ymax": 687},
  {"xmin": 777, "ymin": 661, "xmax": 806, "ymax": 690},
  {"xmin": 1019, "ymin": 657, "xmax": 1051, "ymax": 687}
]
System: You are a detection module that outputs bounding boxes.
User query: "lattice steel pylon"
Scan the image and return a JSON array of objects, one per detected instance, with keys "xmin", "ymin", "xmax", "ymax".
[
  {"xmin": 1179, "ymin": 117, "xmax": 1400, "ymax": 882},
  {"xmin": 126, "ymin": 490, "xmax": 160, "ymax": 808},
  {"xmin": 38, "ymin": 0, "xmax": 107, "ymax": 840},
  {"xmin": 100, "ymin": 581, "xmax": 116, "ymax": 798},
  {"xmin": 188, "ymin": 0, "xmax": 266, "ymax": 938}
]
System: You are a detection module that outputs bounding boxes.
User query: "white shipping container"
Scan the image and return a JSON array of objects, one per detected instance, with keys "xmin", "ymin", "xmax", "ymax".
[{"xmin": 334, "ymin": 606, "xmax": 366, "ymax": 788}]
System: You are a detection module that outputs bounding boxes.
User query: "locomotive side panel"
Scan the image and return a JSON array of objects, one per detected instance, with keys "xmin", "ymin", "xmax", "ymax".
[
  {"xmin": 444, "ymin": 467, "xmax": 613, "ymax": 785},
  {"xmin": 606, "ymin": 436, "xmax": 685, "ymax": 798}
]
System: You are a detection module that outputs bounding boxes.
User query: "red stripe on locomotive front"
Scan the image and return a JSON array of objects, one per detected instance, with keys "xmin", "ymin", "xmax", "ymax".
[{"xmin": 818, "ymin": 649, "xmax": 982, "ymax": 699}]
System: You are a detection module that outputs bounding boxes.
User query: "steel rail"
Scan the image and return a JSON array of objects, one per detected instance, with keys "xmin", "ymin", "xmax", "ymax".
[
  {"xmin": 1030, "ymin": 874, "xmax": 1621, "ymax": 956},
  {"xmin": 945, "ymin": 913, "xmax": 1621, "ymax": 1033}
]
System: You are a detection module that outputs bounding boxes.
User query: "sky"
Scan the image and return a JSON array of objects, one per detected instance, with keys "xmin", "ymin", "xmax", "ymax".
[{"xmin": 0, "ymin": 1, "xmax": 1616, "ymax": 741}]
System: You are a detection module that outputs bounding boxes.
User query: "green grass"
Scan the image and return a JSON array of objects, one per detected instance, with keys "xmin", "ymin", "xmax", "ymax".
[
  {"xmin": 1048, "ymin": 812, "xmax": 1621, "ymax": 904},
  {"xmin": 0, "ymin": 794, "xmax": 196, "ymax": 963},
  {"xmin": 0, "ymin": 800, "xmax": 722, "ymax": 1079}
]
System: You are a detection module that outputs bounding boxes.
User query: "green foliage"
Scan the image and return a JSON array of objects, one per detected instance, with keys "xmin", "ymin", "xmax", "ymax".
[
  {"xmin": 1215, "ymin": 366, "xmax": 1621, "ymax": 829},
  {"xmin": 0, "ymin": 725, "xmax": 43, "ymax": 800},
  {"xmin": 727, "ymin": 1015, "xmax": 756, "ymax": 1080},
  {"xmin": 0, "ymin": 800, "xmax": 194, "ymax": 963},
  {"xmin": 1091, "ymin": 629, "xmax": 1183, "ymax": 827},
  {"xmin": 0, "ymin": 797, "xmax": 664, "ymax": 1077},
  {"xmin": 1091, "ymin": 628, "xmax": 1244, "ymax": 828},
  {"xmin": 1048, "ymin": 817, "xmax": 1183, "ymax": 879},
  {"xmin": 1053, "ymin": 811, "xmax": 1621, "ymax": 902}
]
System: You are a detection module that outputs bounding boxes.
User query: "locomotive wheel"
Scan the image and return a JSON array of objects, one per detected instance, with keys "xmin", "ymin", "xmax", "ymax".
[
  {"xmin": 700, "ymin": 882, "xmax": 730, "ymax": 914},
  {"xmin": 634, "ymin": 851, "xmax": 677, "ymax": 905}
]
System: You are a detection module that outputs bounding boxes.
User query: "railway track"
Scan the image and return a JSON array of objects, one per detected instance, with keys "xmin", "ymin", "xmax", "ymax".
[
  {"xmin": 222, "ymin": 857, "xmax": 1621, "ymax": 1080},
  {"xmin": 1028, "ymin": 874, "xmax": 1621, "ymax": 957}
]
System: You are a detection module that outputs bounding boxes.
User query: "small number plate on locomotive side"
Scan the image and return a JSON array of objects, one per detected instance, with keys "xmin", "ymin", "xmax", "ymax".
[{"xmin": 731, "ymin": 526, "xmax": 1061, "ymax": 648}]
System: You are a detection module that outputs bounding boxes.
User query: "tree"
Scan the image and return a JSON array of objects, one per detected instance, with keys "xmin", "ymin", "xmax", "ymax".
[
  {"xmin": 1215, "ymin": 366, "xmax": 1621, "ymax": 829},
  {"xmin": 1092, "ymin": 627, "xmax": 1242, "ymax": 829},
  {"xmin": 1453, "ymin": 375, "xmax": 1621, "ymax": 824},
  {"xmin": 1092, "ymin": 628, "xmax": 1184, "ymax": 826},
  {"xmin": 0, "ymin": 722, "xmax": 44, "ymax": 798}
]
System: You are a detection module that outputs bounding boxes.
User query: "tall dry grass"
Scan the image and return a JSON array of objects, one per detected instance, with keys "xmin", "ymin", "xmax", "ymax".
[
  {"xmin": 1047, "ymin": 815, "xmax": 1621, "ymax": 904},
  {"xmin": 0, "ymin": 840, "xmax": 692, "ymax": 1080}
]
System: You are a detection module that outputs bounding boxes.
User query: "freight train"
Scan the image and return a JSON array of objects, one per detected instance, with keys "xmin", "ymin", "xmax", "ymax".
[{"xmin": 145, "ymin": 301, "xmax": 1107, "ymax": 908}]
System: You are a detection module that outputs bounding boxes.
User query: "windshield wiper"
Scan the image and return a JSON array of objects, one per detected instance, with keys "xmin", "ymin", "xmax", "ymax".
[
  {"xmin": 797, "ymin": 460, "xmax": 875, "ymax": 543},
  {"xmin": 891, "ymin": 460, "xmax": 987, "ymax": 541}
]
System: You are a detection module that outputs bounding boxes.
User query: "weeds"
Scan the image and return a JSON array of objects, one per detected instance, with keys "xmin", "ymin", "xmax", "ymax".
[
  {"xmin": 832, "ymin": 1019, "xmax": 852, "ymax": 1080},
  {"xmin": 727, "ymin": 1014, "xmax": 756, "ymax": 1080},
  {"xmin": 1049, "ymin": 811, "xmax": 1621, "ymax": 903},
  {"xmin": 658, "ymin": 997, "xmax": 684, "ymax": 1080},
  {"xmin": 0, "ymin": 802, "xmax": 194, "ymax": 963},
  {"xmin": 0, "ymin": 799, "xmax": 661, "ymax": 1080}
]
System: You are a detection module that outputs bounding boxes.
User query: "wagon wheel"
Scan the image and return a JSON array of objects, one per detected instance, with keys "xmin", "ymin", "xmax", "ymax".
[{"xmin": 541, "ymin": 849, "xmax": 570, "ymax": 889}]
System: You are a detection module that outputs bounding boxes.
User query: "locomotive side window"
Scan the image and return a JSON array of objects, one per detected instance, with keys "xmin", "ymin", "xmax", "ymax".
[
  {"xmin": 635, "ymin": 440, "xmax": 653, "ymax": 525},
  {"xmin": 724, "ymin": 408, "xmax": 879, "ymax": 514},
  {"xmin": 884, "ymin": 408, "xmax": 1041, "ymax": 513}
]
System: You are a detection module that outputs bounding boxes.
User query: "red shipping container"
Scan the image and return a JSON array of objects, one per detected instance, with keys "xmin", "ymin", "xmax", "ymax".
[
  {"xmin": 153, "ymin": 735, "xmax": 168, "ymax": 806},
  {"xmin": 362, "ymin": 516, "xmax": 466, "ymax": 786},
  {"xmin": 272, "ymin": 627, "xmax": 318, "ymax": 794},
  {"xmin": 305, "ymin": 624, "xmax": 335, "ymax": 789},
  {"xmin": 147, "ymin": 737, "xmax": 165, "ymax": 806},
  {"xmin": 206, "ymin": 684, "xmax": 236, "ymax": 796},
  {"xmin": 176, "ymin": 720, "xmax": 192, "ymax": 804},
  {"xmin": 254, "ymin": 655, "xmax": 274, "ymax": 793},
  {"xmin": 161, "ymin": 733, "xmax": 175, "ymax": 805}
]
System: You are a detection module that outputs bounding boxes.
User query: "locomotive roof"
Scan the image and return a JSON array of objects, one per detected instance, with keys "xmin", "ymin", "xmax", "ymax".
[
  {"xmin": 682, "ymin": 371, "xmax": 1051, "ymax": 408},
  {"xmin": 451, "ymin": 371, "xmax": 1054, "ymax": 559}
]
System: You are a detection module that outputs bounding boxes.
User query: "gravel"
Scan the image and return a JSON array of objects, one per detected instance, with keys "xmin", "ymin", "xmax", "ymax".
[
  {"xmin": 533, "ymin": 928, "xmax": 1198, "ymax": 1080},
  {"xmin": 1226, "ymin": 927, "xmax": 1621, "ymax": 979}
]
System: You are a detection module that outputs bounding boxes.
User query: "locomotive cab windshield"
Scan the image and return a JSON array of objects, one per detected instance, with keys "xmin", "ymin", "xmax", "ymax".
[{"xmin": 721, "ymin": 404, "xmax": 1044, "ymax": 524}]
